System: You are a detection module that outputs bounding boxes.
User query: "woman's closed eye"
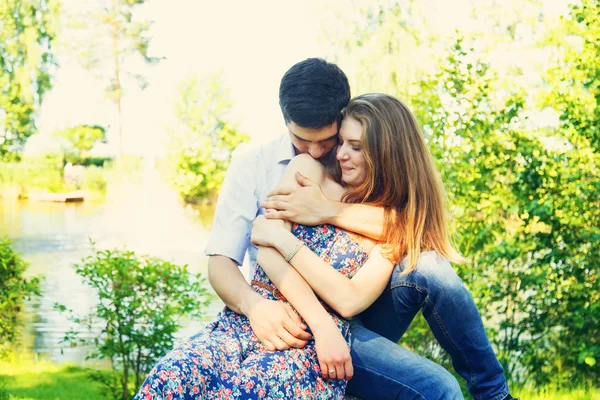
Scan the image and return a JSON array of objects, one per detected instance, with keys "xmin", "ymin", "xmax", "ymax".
[{"xmin": 339, "ymin": 140, "xmax": 361, "ymax": 151}]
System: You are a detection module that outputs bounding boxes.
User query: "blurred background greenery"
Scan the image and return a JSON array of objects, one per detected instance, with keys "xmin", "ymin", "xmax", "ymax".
[{"xmin": 0, "ymin": 0, "xmax": 597, "ymax": 398}]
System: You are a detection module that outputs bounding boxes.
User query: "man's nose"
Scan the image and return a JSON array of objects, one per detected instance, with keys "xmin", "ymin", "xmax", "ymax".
[{"xmin": 308, "ymin": 144, "xmax": 324, "ymax": 159}]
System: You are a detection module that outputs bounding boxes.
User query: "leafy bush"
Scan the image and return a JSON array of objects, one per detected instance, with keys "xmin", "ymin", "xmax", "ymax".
[
  {"xmin": 80, "ymin": 166, "xmax": 108, "ymax": 195},
  {"xmin": 65, "ymin": 155, "xmax": 112, "ymax": 167},
  {"xmin": 56, "ymin": 246, "xmax": 211, "ymax": 399},
  {"xmin": 0, "ymin": 155, "xmax": 69, "ymax": 196},
  {"xmin": 0, "ymin": 239, "xmax": 40, "ymax": 348}
]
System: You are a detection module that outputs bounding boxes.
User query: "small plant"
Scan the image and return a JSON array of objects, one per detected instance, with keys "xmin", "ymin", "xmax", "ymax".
[
  {"xmin": 56, "ymin": 244, "xmax": 211, "ymax": 399},
  {"xmin": 0, "ymin": 239, "xmax": 40, "ymax": 349}
]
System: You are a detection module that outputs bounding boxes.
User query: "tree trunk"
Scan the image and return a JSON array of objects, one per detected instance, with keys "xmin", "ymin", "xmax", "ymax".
[{"xmin": 111, "ymin": 0, "xmax": 123, "ymax": 161}]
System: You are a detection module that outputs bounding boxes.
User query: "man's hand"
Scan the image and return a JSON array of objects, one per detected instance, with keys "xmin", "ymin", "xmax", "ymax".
[
  {"xmin": 313, "ymin": 321, "xmax": 353, "ymax": 381},
  {"xmin": 262, "ymin": 171, "xmax": 335, "ymax": 226},
  {"xmin": 245, "ymin": 297, "xmax": 312, "ymax": 351}
]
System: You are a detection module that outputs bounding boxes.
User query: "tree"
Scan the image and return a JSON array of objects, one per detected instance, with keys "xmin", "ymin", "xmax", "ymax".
[
  {"xmin": 534, "ymin": 0, "xmax": 600, "ymax": 384},
  {"xmin": 0, "ymin": 0, "xmax": 59, "ymax": 158},
  {"xmin": 164, "ymin": 73, "xmax": 250, "ymax": 204},
  {"xmin": 64, "ymin": 0, "xmax": 160, "ymax": 159},
  {"xmin": 411, "ymin": 36, "xmax": 598, "ymax": 387},
  {"xmin": 53, "ymin": 124, "xmax": 106, "ymax": 157}
]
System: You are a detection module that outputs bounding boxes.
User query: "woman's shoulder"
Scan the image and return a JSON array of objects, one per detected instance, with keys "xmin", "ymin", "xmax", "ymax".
[
  {"xmin": 287, "ymin": 154, "xmax": 326, "ymax": 174},
  {"xmin": 286, "ymin": 154, "xmax": 344, "ymax": 200}
]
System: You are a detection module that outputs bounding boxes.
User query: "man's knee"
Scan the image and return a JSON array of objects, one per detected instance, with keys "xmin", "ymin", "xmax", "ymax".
[
  {"xmin": 433, "ymin": 370, "xmax": 464, "ymax": 399},
  {"xmin": 393, "ymin": 251, "xmax": 464, "ymax": 293}
]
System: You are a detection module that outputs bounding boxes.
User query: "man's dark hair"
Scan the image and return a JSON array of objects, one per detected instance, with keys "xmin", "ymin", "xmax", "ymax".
[{"xmin": 279, "ymin": 58, "xmax": 350, "ymax": 129}]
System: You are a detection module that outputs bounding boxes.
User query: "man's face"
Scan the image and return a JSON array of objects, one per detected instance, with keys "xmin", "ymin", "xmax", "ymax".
[{"xmin": 287, "ymin": 121, "xmax": 339, "ymax": 162}]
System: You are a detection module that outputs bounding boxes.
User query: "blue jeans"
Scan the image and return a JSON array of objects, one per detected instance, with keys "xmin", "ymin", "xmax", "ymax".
[{"xmin": 346, "ymin": 251, "xmax": 509, "ymax": 400}]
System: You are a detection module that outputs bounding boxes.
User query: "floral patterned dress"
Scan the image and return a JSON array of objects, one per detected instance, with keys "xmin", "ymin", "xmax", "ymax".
[{"xmin": 134, "ymin": 224, "xmax": 369, "ymax": 400}]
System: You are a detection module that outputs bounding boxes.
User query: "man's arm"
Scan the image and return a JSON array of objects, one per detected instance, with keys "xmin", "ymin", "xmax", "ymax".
[
  {"xmin": 208, "ymin": 255, "xmax": 311, "ymax": 351},
  {"xmin": 262, "ymin": 171, "xmax": 386, "ymax": 240},
  {"xmin": 205, "ymin": 146, "xmax": 310, "ymax": 350},
  {"xmin": 208, "ymin": 255, "xmax": 260, "ymax": 315}
]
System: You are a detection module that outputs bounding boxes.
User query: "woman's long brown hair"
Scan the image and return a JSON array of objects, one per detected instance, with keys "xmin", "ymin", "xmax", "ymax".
[{"xmin": 330, "ymin": 93, "xmax": 462, "ymax": 273}]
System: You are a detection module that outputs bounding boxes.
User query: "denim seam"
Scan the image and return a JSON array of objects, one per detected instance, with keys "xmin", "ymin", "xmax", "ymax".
[
  {"xmin": 423, "ymin": 295, "xmax": 478, "ymax": 394},
  {"xmin": 352, "ymin": 361, "xmax": 427, "ymax": 400},
  {"xmin": 391, "ymin": 281, "xmax": 477, "ymax": 398},
  {"xmin": 488, "ymin": 386, "xmax": 510, "ymax": 400}
]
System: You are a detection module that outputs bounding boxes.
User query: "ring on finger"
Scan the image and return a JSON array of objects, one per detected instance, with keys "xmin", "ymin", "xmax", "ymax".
[{"xmin": 328, "ymin": 369, "xmax": 336, "ymax": 375}]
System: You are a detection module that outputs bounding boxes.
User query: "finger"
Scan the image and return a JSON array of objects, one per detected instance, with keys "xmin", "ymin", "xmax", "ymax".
[
  {"xmin": 270, "ymin": 335, "xmax": 289, "ymax": 351},
  {"xmin": 268, "ymin": 187, "xmax": 294, "ymax": 197},
  {"xmin": 261, "ymin": 338, "xmax": 275, "ymax": 352},
  {"xmin": 277, "ymin": 328, "xmax": 307, "ymax": 349},
  {"xmin": 282, "ymin": 318, "xmax": 312, "ymax": 342},
  {"xmin": 319, "ymin": 360, "xmax": 330, "ymax": 380},
  {"xmin": 264, "ymin": 194, "xmax": 289, "ymax": 203},
  {"xmin": 264, "ymin": 210, "xmax": 293, "ymax": 220},
  {"xmin": 344, "ymin": 359, "xmax": 354, "ymax": 380},
  {"xmin": 261, "ymin": 200, "xmax": 289, "ymax": 211},
  {"xmin": 296, "ymin": 171, "xmax": 316, "ymax": 187},
  {"xmin": 284, "ymin": 304, "xmax": 310, "ymax": 332},
  {"xmin": 335, "ymin": 360, "xmax": 345, "ymax": 380},
  {"xmin": 327, "ymin": 365, "xmax": 338, "ymax": 381}
]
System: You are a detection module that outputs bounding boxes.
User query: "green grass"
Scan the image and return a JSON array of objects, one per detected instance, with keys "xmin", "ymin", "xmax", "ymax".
[
  {"xmin": 514, "ymin": 387, "xmax": 600, "ymax": 400},
  {"xmin": 0, "ymin": 353, "xmax": 104, "ymax": 400},
  {"xmin": 0, "ymin": 352, "xmax": 598, "ymax": 400}
]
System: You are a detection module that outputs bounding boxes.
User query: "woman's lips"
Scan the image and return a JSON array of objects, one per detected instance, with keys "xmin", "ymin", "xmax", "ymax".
[{"xmin": 341, "ymin": 166, "xmax": 354, "ymax": 173}]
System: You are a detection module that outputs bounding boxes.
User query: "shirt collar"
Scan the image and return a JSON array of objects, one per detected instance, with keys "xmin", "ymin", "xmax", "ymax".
[{"xmin": 276, "ymin": 133, "xmax": 296, "ymax": 164}]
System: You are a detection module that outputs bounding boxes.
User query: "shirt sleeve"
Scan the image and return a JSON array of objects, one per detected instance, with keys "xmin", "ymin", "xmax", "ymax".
[{"xmin": 205, "ymin": 145, "xmax": 260, "ymax": 266}]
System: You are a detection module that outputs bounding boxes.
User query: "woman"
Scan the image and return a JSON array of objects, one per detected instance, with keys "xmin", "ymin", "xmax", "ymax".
[{"xmin": 134, "ymin": 93, "xmax": 459, "ymax": 399}]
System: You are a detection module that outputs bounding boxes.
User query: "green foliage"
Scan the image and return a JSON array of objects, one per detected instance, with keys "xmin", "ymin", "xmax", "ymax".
[
  {"xmin": 0, "ymin": 156, "xmax": 66, "ymax": 196},
  {"xmin": 64, "ymin": 155, "xmax": 112, "ymax": 167},
  {"xmin": 0, "ymin": 239, "xmax": 40, "ymax": 348},
  {"xmin": 164, "ymin": 73, "xmax": 250, "ymax": 203},
  {"xmin": 325, "ymin": 0, "xmax": 599, "ymax": 389},
  {"xmin": 53, "ymin": 125, "xmax": 106, "ymax": 157},
  {"xmin": 56, "ymin": 246, "xmax": 211, "ymax": 399},
  {"xmin": 0, "ymin": 156, "xmax": 110, "ymax": 198},
  {"xmin": 0, "ymin": 0, "xmax": 59, "ymax": 157},
  {"xmin": 407, "ymin": 36, "xmax": 599, "ymax": 387},
  {"xmin": 79, "ymin": 165, "xmax": 108, "ymax": 195},
  {"xmin": 543, "ymin": 0, "xmax": 599, "ymax": 154}
]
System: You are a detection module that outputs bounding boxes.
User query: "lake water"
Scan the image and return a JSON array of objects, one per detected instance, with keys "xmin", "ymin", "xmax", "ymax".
[{"xmin": 0, "ymin": 171, "xmax": 234, "ymax": 366}]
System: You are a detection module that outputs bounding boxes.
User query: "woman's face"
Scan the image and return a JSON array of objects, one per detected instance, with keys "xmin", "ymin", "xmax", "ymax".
[{"xmin": 336, "ymin": 117, "xmax": 367, "ymax": 188}]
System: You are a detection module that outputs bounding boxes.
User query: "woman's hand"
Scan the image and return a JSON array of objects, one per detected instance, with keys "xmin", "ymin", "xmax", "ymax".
[
  {"xmin": 313, "ymin": 321, "xmax": 353, "ymax": 381},
  {"xmin": 251, "ymin": 215, "xmax": 286, "ymax": 247}
]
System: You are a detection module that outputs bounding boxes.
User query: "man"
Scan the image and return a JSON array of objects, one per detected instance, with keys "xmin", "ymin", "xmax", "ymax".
[{"xmin": 206, "ymin": 58, "xmax": 515, "ymax": 399}]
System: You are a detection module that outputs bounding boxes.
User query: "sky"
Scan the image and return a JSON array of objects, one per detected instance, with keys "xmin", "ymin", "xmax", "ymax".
[
  {"xmin": 32, "ymin": 0, "xmax": 571, "ymax": 157},
  {"xmin": 35, "ymin": 0, "xmax": 329, "ymax": 156}
]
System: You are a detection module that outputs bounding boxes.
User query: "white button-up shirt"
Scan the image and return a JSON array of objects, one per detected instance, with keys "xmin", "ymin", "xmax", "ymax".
[{"xmin": 205, "ymin": 134, "xmax": 295, "ymax": 278}]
